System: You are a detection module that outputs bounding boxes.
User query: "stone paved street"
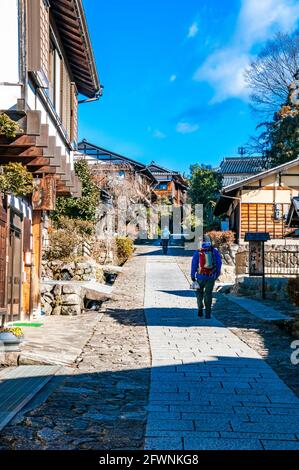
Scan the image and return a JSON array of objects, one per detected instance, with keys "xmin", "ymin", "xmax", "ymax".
[
  {"xmin": 144, "ymin": 248, "xmax": 299, "ymax": 450},
  {"xmin": 1, "ymin": 245, "xmax": 299, "ymax": 450}
]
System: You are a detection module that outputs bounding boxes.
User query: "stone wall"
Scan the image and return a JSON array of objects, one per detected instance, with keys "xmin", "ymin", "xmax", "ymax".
[
  {"xmin": 41, "ymin": 284, "xmax": 83, "ymax": 316},
  {"xmin": 217, "ymin": 244, "xmax": 239, "ymax": 283},
  {"xmin": 234, "ymin": 276, "xmax": 290, "ymax": 301},
  {"xmin": 42, "ymin": 259, "xmax": 104, "ymax": 283}
]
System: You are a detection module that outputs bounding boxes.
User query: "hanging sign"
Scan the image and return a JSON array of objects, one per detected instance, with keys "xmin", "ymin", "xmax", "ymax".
[{"xmin": 32, "ymin": 176, "xmax": 56, "ymax": 211}]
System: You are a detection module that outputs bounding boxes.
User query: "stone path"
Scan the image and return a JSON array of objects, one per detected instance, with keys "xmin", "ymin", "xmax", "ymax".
[
  {"xmin": 0, "ymin": 250, "xmax": 150, "ymax": 450},
  {"xmin": 16, "ymin": 313, "xmax": 102, "ymax": 367},
  {"xmin": 227, "ymin": 294, "xmax": 292, "ymax": 321},
  {"xmin": 144, "ymin": 250, "xmax": 299, "ymax": 450},
  {"xmin": 1, "ymin": 245, "xmax": 299, "ymax": 450}
]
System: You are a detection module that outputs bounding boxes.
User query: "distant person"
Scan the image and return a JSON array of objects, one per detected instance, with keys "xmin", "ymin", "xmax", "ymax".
[
  {"xmin": 191, "ymin": 235, "xmax": 222, "ymax": 319},
  {"xmin": 161, "ymin": 226, "xmax": 170, "ymax": 254}
]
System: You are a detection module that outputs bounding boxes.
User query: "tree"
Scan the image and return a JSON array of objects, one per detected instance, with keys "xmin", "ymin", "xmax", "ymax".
[
  {"xmin": 245, "ymin": 32, "xmax": 299, "ymax": 117},
  {"xmin": 188, "ymin": 165, "xmax": 222, "ymax": 228},
  {"xmin": 51, "ymin": 159, "xmax": 100, "ymax": 231},
  {"xmin": 249, "ymin": 76, "xmax": 299, "ymax": 167}
]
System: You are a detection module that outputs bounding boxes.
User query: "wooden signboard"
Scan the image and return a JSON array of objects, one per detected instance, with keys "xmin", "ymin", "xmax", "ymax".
[
  {"xmin": 249, "ymin": 240, "xmax": 264, "ymax": 276},
  {"xmin": 32, "ymin": 176, "xmax": 56, "ymax": 211},
  {"xmin": 245, "ymin": 232, "xmax": 270, "ymax": 299}
]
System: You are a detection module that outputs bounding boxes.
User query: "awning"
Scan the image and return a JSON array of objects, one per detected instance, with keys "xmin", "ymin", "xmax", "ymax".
[
  {"xmin": 50, "ymin": 0, "xmax": 100, "ymax": 98},
  {"xmin": 214, "ymin": 190, "xmax": 238, "ymax": 216}
]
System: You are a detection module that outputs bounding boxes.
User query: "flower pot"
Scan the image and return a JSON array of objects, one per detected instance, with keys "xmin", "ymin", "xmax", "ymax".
[{"xmin": 0, "ymin": 332, "xmax": 23, "ymax": 352}]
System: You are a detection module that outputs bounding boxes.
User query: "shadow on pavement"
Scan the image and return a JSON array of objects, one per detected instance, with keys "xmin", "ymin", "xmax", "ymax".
[{"xmin": 0, "ymin": 354, "xmax": 299, "ymax": 450}]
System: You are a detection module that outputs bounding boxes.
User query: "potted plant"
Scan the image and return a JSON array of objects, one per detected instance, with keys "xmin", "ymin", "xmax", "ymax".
[{"xmin": 0, "ymin": 326, "xmax": 24, "ymax": 351}]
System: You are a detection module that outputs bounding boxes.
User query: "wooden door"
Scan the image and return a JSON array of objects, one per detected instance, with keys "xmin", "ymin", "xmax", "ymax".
[
  {"xmin": 0, "ymin": 203, "xmax": 7, "ymax": 310},
  {"xmin": 7, "ymin": 210, "xmax": 22, "ymax": 322}
]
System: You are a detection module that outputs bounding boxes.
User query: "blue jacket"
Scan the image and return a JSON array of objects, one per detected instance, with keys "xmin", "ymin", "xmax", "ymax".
[{"xmin": 191, "ymin": 244, "xmax": 222, "ymax": 281}]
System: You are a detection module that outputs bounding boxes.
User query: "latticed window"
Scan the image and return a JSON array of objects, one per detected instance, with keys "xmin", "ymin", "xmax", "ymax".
[
  {"xmin": 61, "ymin": 61, "xmax": 71, "ymax": 136},
  {"xmin": 70, "ymin": 82, "xmax": 78, "ymax": 144},
  {"xmin": 27, "ymin": 0, "xmax": 50, "ymax": 84},
  {"xmin": 40, "ymin": 0, "xmax": 49, "ymax": 79}
]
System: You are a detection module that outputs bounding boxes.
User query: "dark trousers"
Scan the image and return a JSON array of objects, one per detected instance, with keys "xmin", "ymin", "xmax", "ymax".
[
  {"xmin": 196, "ymin": 278, "xmax": 215, "ymax": 315},
  {"xmin": 162, "ymin": 239, "xmax": 169, "ymax": 254}
]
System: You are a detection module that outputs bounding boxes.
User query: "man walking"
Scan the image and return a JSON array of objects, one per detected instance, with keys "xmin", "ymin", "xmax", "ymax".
[
  {"xmin": 191, "ymin": 236, "xmax": 222, "ymax": 319},
  {"xmin": 161, "ymin": 226, "xmax": 171, "ymax": 254}
]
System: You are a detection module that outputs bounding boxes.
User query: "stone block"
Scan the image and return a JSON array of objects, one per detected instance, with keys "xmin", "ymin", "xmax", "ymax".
[
  {"xmin": 184, "ymin": 437, "xmax": 263, "ymax": 450},
  {"xmin": 61, "ymin": 305, "xmax": 81, "ymax": 316},
  {"xmin": 62, "ymin": 294, "xmax": 81, "ymax": 305},
  {"xmin": 62, "ymin": 284, "xmax": 82, "ymax": 296}
]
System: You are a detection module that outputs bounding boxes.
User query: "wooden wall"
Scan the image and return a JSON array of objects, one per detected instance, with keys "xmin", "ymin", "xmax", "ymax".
[{"xmin": 241, "ymin": 203, "xmax": 291, "ymax": 239}]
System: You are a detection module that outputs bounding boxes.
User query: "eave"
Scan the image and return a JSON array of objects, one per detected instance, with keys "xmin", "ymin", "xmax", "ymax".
[{"xmin": 49, "ymin": 0, "xmax": 100, "ymax": 98}]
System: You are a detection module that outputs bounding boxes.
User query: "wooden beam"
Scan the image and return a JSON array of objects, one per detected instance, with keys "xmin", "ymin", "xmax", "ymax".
[
  {"xmin": 0, "ymin": 135, "xmax": 37, "ymax": 147},
  {"xmin": 32, "ymin": 167, "xmax": 56, "ymax": 174}
]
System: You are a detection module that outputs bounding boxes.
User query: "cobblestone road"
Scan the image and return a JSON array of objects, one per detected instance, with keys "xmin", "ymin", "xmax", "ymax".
[{"xmin": 1, "ymin": 245, "xmax": 299, "ymax": 450}]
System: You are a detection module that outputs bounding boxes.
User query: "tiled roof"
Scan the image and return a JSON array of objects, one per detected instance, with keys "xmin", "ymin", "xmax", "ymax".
[
  {"xmin": 222, "ymin": 175, "xmax": 251, "ymax": 187},
  {"xmin": 219, "ymin": 157, "xmax": 267, "ymax": 175}
]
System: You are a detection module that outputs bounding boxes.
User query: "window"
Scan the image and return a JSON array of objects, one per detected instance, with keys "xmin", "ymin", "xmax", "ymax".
[
  {"xmin": 27, "ymin": 0, "xmax": 50, "ymax": 86},
  {"xmin": 156, "ymin": 183, "xmax": 168, "ymax": 191}
]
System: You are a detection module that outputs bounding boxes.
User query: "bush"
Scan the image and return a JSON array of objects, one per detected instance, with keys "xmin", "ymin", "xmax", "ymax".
[
  {"xmin": 46, "ymin": 229, "xmax": 81, "ymax": 261},
  {"xmin": 53, "ymin": 216, "xmax": 94, "ymax": 236},
  {"xmin": 287, "ymin": 277, "xmax": 299, "ymax": 306},
  {"xmin": 206, "ymin": 230, "xmax": 236, "ymax": 248},
  {"xmin": 0, "ymin": 113, "xmax": 23, "ymax": 138},
  {"xmin": 51, "ymin": 159, "xmax": 99, "ymax": 225},
  {"xmin": 0, "ymin": 162, "xmax": 33, "ymax": 196},
  {"xmin": 45, "ymin": 217, "xmax": 93, "ymax": 261},
  {"xmin": 115, "ymin": 236, "xmax": 134, "ymax": 265}
]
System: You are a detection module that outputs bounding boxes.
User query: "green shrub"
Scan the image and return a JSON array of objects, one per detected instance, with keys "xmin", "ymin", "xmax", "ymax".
[
  {"xmin": 51, "ymin": 159, "xmax": 99, "ymax": 225},
  {"xmin": 0, "ymin": 162, "xmax": 33, "ymax": 196},
  {"xmin": 0, "ymin": 113, "xmax": 23, "ymax": 138},
  {"xmin": 287, "ymin": 277, "xmax": 299, "ymax": 306},
  {"xmin": 206, "ymin": 230, "xmax": 235, "ymax": 248},
  {"xmin": 115, "ymin": 236, "xmax": 134, "ymax": 265}
]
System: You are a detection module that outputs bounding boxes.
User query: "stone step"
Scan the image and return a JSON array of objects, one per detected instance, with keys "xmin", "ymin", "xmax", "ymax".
[{"xmin": 0, "ymin": 365, "xmax": 60, "ymax": 431}]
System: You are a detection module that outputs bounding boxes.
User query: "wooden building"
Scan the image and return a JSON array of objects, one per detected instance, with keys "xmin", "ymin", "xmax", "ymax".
[
  {"xmin": 0, "ymin": 0, "xmax": 100, "ymax": 322},
  {"xmin": 77, "ymin": 140, "xmax": 157, "ymax": 207},
  {"xmin": 214, "ymin": 158, "xmax": 299, "ymax": 243},
  {"xmin": 147, "ymin": 162, "xmax": 188, "ymax": 206}
]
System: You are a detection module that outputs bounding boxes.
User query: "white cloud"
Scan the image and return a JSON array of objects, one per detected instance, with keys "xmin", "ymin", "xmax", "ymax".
[
  {"xmin": 176, "ymin": 122, "xmax": 199, "ymax": 134},
  {"xmin": 153, "ymin": 129, "xmax": 167, "ymax": 139},
  {"xmin": 188, "ymin": 21, "xmax": 198, "ymax": 38},
  {"xmin": 170, "ymin": 74, "xmax": 177, "ymax": 82},
  {"xmin": 148, "ymin": 126, "xmax": 166, "ymax": 139},
  {"xmin": 237, "ymin": 0, "xmax": 299, "ymax": 47},
  {"xmin": 194, "ymin": 48, "xmax": 251, "ymax": 103},
  {"xmin": 193, "ymin": 0, "xmax": 299, "ymax": 102}
]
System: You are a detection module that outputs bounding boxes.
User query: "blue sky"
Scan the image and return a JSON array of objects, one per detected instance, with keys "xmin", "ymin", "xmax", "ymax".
[{"xmin": 79, "ymin": 0, "xmax": 299, "ymax": 174}]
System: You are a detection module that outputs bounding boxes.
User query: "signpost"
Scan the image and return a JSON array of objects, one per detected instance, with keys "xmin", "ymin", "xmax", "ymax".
[
  {"xmin": 245, "ymin": 232, "xmax": 270, "ymax": 299},
  {"xmin": 32, "ymin": 176, "xmax": 56, "ymax": 211}
]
